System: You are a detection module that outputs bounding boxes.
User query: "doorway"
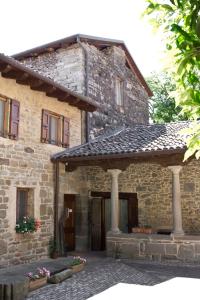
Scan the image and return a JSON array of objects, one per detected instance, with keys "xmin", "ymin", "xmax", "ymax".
[
  {"xmin": 90, "ymin": 192, "xmax": 138, "ymax": 251},
  {"xmin": 63, "ymin": 194, "xmax": 76, "ymax": 251}
]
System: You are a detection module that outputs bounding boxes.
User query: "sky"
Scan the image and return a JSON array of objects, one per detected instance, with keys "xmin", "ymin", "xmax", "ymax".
[{"xmin": 1, "ymin": 0, "xmax": 165, "ymax": 76}]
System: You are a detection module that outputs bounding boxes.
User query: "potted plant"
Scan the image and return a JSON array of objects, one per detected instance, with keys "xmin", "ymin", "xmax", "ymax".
[
  {"xmin": 49, "ymin": 238, "xmax": 59, "ymax": 259},
  {"xmin": 132, "ymin": 225, "xmax": 154, "ymax": 234},
  {"xmin": 69, "ymin": 256, "xmax": 86, "ymax": 273},
  {"xmin": 15, "ymin": 216, "xmax": 41, "ymax": 234},
  {"xmin": 27, "ymin": 267, "xmax": 50, "ymax": 291}
]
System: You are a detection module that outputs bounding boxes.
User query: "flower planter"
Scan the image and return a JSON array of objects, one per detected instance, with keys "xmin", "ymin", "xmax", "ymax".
[
  {"xmin": 132, "ymin": 227, "xmax": 154, "ymax": 234},
  {"xmin": 29, "ymin": 277, "xmax": 47, "ymax": 291},
  {"xmin": 70, "ymin": 263, "xmax": 85, "ymax": 273}
]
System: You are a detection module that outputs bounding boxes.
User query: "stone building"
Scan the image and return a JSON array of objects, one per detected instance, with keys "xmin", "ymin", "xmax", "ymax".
[
  {"xmin": 0, "ymin": 54, "xmax": 97, "ymax": 266},
  {"xmin": 1, "ymin": 34, "xmax": 200, "ymax": 266},
  {"xmin": 13, "ymin": 34, "xmax": 152, "ymax": 140}
]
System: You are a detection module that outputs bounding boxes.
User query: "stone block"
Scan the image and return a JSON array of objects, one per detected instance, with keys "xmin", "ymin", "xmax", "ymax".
[
  {"xmin": 24, "ymin": 147, "xmax": 34, "ymax": 153},
  {"xmin": 178, "ymin": 244, "xmax": 195, "ymax": 260},
  {"xmin": 184, "ymin": 182, "xmax": 195, "ymax": 192},
  {"xmin": 120, "ymin": 243, "xmax": 139, "ymax": 258},
  {"xmin": 0, "ymin": 210, "xmax": 6, "ymax": 219},
  {"xmin": 145, "ymin": 243, "xmax": 165, "ymax": 255},
  {"xmin": 0, "ymin": 240, "xmax": 7, "ymax": 255},
  {"xmin": 165, "ymin": 243, "xmax": 177, "ymax": 255},
  {"xmin": 0, "ymin": 158, "xmax": 9, "ymax": 165},
  {"xmin": 195, "ymin": 243, "xmax": 200, "ymax": 254},
  {"xmin": 40, "ymin": 204, "xmax": 47, "ymax": 216},
  {"xmin": 48, "ymin": 269, "xmax": 73, "ymax": 284}
]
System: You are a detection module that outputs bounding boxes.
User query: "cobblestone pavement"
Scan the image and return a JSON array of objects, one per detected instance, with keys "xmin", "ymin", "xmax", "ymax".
[{"xmin": 27, "ymin": 257, "xmax": 200, "ymax": 300}]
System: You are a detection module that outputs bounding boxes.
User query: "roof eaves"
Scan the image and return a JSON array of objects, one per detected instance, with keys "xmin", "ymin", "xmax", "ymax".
[{"xmin": 0, "ymin": 54, "xmax": 99, "ymax": 112}]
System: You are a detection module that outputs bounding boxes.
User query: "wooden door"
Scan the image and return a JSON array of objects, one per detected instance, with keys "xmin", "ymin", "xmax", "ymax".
[
  {"xmin": 91, "ymin": 198, "xmax": 105, "ymax": 251},
  {"xmin": 127, "ymin": 197, "xmax": 138, "ymax": 233},
  {"xmin": 64, "ymin": 194, "xmax": 76, "ymax": 251}
]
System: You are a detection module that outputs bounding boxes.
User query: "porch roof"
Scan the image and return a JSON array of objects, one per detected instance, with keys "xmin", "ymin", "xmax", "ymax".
[{"xmin": 52, "ymin": 121, "xmax": 189, "ymax": 162}]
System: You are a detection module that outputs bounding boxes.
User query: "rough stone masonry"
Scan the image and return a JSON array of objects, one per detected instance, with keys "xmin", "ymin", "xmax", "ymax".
[{"xmin": 22, "ymin": 42, "xmax": 149, "ymax": 138}]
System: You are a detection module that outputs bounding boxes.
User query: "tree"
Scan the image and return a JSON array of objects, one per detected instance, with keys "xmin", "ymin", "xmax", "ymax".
[
  {"xmin": 144, "ymin": 0, "xmax": 200, "ymax": 160},
  {"xmin": 147, "ymin": 72, "xmax": 188, "ymax": 123}
]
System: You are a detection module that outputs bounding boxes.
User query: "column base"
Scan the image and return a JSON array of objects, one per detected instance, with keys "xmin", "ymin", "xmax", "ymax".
[{"xmin": 171, "ymin": 230, "xmax": 184, "ymax": 237}]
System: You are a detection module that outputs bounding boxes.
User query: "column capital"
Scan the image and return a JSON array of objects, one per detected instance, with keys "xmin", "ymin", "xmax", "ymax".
[
  {"xmin": 107, "ymin": 169, "xmax": 122, "ymax": 177},
  {"xmin": 168, "ymin": 165, "xmax": 182, "ymax": 175}
]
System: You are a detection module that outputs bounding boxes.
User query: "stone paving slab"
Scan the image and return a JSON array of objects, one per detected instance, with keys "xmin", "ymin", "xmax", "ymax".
[{"xmin": 27, "ymin": 258, "xmax": 160, "ymax": 300}]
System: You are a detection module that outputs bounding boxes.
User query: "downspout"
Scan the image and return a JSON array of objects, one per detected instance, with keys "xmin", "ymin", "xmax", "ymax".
[
  {"xmin": 54, "ymin": 161, "xmax": 59, "ymax": 253},
  {"xmin": 77, "ymin": 36, "xmax": 90, "ymax": 142}
]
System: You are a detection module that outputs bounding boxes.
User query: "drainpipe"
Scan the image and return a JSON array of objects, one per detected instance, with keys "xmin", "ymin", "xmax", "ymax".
[
  {"xmin": 54, "ymin": 161, "xmax": 59, "ymax": 252},
  {"xmin": 77, "ymin": 36, "xmax": 90, "ymax": 142}
]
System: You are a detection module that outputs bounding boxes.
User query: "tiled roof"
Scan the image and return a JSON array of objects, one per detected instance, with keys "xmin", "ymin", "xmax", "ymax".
[
  {"xmin": 0, "ymin": 54, "xmax": 99, "ymax": 112},
  {"xmin": 53, "ymin": 121, "xmax": 189, "ymax": 161}
]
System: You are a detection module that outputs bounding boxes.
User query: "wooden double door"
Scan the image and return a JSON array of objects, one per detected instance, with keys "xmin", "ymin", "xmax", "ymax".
[{"xmin": 90, "ymin": 192, "xmax": 138, "ymax": 251}]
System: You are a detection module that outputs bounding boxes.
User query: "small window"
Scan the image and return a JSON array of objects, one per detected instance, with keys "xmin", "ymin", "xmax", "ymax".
[
  {"xmin": 41, "ymin": 110, "xmax": 70, "ymax": 148},
  {"xmin": 16, "ymin": 188, "xmax": 34, "ymax": 222},
  {"xmin": 115, "ymin": 78, "xmax": 124, "ymax": 107},
  {"xmin": 49, "ymin": 115, "xmax": 59, "ymax": 145}
]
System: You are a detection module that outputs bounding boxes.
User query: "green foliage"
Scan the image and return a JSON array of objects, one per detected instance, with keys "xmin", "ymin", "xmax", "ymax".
[
  {"xmin": 147, "ymin": 72, "xmax": 188, "ymax": 123},
  {"xmin": 70, "ymin": 256, "xmax": 87, "ymax": 266},
  {"xmin": 15, "ymin": 216, "xmax": 37, "ymax": 233},
  {"xmin": 49, "ymin": 237, "xmax": 59, "ymax": 254},
  {"xmin": 144, "ymin": 0, "xmax": 200, "ymax": 160}
]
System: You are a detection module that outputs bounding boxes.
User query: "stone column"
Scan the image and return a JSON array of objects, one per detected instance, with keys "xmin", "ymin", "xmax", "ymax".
[
  {"xmin": 107, "ymin": 169, "xmax": 122, "ymax": 234},
  {"xmin": 168, "ymin": 165, "xmax": 184, "ymax": 235}
]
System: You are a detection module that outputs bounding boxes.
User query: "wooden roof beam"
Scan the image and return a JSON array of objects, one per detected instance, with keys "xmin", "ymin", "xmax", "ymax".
[
  {"xmin": 2, "ymin": 68, "xmax": 24, "ymax": 79},
  {"xmin": 0, "ymin": 63, "xmax": 9, "ymax": 72},
  {"xmin": 46, "ymin": 88, "xmax": 66, "ymax": 98}
]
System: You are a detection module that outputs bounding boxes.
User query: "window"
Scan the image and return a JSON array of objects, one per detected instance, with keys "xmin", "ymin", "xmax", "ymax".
[
  {"xmin": 0, "ymin": 96, "xmax": 20, "ymax": 139},
  {"xmin": 115, "ymin": 78, "xmax": 124, "ymax": 107},
  {"xmin": 49, "ymin": 115, "xmax": 59, "ymax": 145},
  {"xmin": 41, "ymin": 109, "xmax": 70, "ymax": 148},
  {"xmin": 16, "ymin": 188, "xmax": 34, "ymax": 222}
]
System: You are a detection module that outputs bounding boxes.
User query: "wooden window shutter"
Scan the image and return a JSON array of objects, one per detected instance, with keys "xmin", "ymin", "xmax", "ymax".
[
  {"xmin": 41, "ymin": 110, "xmax": 49, "ymax": 143},
  {"xmin": 57, "ymin": 116, "xmax": 62, "ymax": 147},
  {"xmin": 9, "ymin": 99, "xmax": 20, "ymax": 140},
  {"xmin": 62, "ymin": 117, "xmax": 70, "ymax": 148}
]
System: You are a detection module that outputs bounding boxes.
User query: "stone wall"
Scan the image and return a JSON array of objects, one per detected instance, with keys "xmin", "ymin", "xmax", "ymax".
[
  {"xmin": 107, "ymin": 233, "xmax": 200, "ymax": 262},
  {"xmin": 22, "ymin": 42, "xmax": 149, "ymax": 139},
  {"xmin": 85, "ymin": 44, "xmax": 149, "ymax": 137},
  {"xmin": 0, "ymin": 75, "xmax": 82, "ymax": 267},
  {"xmin": 22, "ymin": 45, "xmax": 85, "ymax": 94}
]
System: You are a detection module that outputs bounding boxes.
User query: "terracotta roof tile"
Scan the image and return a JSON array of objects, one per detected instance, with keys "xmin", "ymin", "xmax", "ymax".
[{"xmin": 53, "ymin": 121, "xmax": 190, "ymax": 161}]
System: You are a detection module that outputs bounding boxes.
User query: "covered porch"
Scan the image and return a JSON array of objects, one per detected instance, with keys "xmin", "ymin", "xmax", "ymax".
[{"xmin": 52, "ymin": 123, "xmax": 200, "ymax": 261}]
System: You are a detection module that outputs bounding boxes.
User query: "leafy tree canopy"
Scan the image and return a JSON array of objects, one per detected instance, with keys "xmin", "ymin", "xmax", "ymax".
[
  {"xmin": 147, "ymin": 72, "xmax": 188, "ymax": 123},
  {"xmin": 144, "ymin": 0, "xmax": 200, "ymax": 160}
]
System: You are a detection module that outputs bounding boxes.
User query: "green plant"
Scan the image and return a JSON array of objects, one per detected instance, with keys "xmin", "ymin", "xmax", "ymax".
[
  {"xmin": 70, "ymin": 256, "xmax": 86, "ymax": 266},
  {"xmin": 15, "ymin": 216, "xmax": 40, "ymax": 234},
  {"xmin": 49, "ymin": 238, "xmax": 59, "ymax": 256},
  {"xmin": 144, "ymin": 0, "xmax": 200, "ymax": 160}
]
